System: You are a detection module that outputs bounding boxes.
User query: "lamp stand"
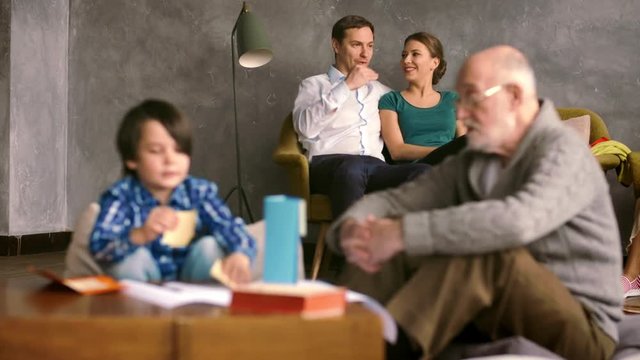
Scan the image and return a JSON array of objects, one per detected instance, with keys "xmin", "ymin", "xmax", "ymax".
[{"xmin": 224, "ymin": 3, "xmax": 254, "ymax": 223}]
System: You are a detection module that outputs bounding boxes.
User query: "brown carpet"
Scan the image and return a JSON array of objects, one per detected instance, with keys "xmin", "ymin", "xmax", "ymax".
[{"xmin": 0, "ymin": 252, "xmax": 65, "ymax": 280}]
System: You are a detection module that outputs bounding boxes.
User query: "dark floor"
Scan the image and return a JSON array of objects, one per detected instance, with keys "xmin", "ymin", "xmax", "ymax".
[
  {"xmin": 0, "ymin": 242, "xmax": 337, "ymax": 281},
  {"xmin": 0, "ymin": 251, "xmax": 66, "ymax": 279}
]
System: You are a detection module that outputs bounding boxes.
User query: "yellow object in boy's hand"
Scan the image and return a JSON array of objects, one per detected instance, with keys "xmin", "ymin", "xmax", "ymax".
[
  {"xmin": 224, "ymin": 253, "xmax": 251, "ymax": 285},
  {"xmin": 210, "ymin": 253, "xmax": 251, "ymax": 287},
  {"xmin": 161, "ymin": 209, "xmax": 197, "ymax": 248},
  {"xmin": 210, "ymin": 259, "xmax": 237, "ymax": 288}
]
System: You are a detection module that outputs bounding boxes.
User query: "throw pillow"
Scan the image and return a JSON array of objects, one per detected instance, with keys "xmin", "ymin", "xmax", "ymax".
[
  {"xmin": 64, "ymin": 202, "xmax": 103, "ymax": 277},
  {"xmin": 563, "ymin": 115, "xmax": 591, "ymax": 143}
]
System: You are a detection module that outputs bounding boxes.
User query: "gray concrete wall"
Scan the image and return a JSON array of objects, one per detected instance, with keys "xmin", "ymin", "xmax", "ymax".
[
  {"xmin": 0, "ymin": 1, "xmax": 10, "ymax": 233},
  {"xmin": 0, "ymin": 0, "xmax": 637, "ymax": 239},
  {"xmin": 8, "ymin": 0, "xmax": 68, "ymax": 234},
  {"xmin": 67, "ymin": 0, "xmax": 640, "ymax": 240},
  {"xmin": 67, "ymin": 1, "xmax": 239, "ymax": 223}
]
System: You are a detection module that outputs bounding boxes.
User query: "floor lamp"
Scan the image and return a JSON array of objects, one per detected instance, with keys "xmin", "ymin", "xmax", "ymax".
[{"xmin": 224, "ymin": 2, "xmax": 273, "ymax": 223}]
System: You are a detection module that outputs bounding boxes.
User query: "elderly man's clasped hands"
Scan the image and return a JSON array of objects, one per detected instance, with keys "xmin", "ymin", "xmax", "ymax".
[{"xmin": 340, "ymin": 215, "xmax": 405, "ymax": 273}]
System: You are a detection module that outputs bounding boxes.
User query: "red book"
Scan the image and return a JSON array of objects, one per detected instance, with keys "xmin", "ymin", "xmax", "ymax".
[{"xmin": 230, "ymin": 282, "xmax": 347, "ymax": 319}]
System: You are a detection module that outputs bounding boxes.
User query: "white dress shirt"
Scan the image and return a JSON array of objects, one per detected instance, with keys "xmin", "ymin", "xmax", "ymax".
[{"xmin": 292, "ymin": 66, "xmax": 391, "ymax": 161}]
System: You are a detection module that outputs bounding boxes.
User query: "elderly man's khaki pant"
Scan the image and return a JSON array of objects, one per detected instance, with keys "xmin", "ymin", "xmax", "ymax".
[{"xmin": 339, "ymin": 248, "xmax": 615, "ymax": 359}]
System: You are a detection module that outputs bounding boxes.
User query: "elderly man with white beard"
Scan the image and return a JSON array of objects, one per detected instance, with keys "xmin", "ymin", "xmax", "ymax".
[{"xmin": 327, "ymin": 45, "xmax": 622, "ymax": 360}]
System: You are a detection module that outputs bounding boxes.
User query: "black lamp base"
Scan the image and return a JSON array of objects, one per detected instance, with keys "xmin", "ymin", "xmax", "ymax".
[{"xmin": 224, "ymin": 185, "xmax": 254, "ymax": 223}]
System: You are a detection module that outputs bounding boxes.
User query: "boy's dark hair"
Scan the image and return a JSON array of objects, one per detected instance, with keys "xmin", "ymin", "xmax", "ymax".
[
  {"xmin": 331, "ymin": 15, "xmax": 374, "ymax": 43},
  {"xmin": 116, "ymin": 99, "xmax": 192, "ymax": 176}
]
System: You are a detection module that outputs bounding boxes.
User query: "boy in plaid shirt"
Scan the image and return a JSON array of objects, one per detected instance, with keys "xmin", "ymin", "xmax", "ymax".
[{"xmin": 90, "ymin": 99, "xmax": 256, "ymax": 282}]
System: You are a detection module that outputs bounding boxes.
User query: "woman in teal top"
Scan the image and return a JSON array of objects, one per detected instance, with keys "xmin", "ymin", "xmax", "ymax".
[{"xmin": 379, "ymin": 32, "xmax": 466, "ymax": 165}]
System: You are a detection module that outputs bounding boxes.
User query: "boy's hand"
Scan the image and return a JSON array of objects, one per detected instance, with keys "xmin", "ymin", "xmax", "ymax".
[
  {"xmin": 221, "ymin": 252, "xmax": 252, "ymax": 285},
  {"xmin": 130, "ymin": 206, "xmax": 178, "ymax": 245}
]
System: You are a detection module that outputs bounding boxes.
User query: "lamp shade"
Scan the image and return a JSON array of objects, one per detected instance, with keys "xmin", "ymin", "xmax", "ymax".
[{"xmin": 235, "ymin": 8, "xmax": 272, "ymax": 68}]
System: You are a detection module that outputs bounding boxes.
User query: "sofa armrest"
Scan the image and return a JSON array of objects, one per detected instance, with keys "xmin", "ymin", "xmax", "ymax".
[
  {"xmin": 272, "ymin": 114, "xmax": 311, "ymax": 202},
  {"xmin": 273, "ymin": 144, "xmax": 310, "ymax": 202},
  {"xmin": 628, "ymin": 151, "xmax": 640, "ymax": 199},
  {"xmin": 596, "ymin": 154, "xmax": 622, "ymax": 172}
]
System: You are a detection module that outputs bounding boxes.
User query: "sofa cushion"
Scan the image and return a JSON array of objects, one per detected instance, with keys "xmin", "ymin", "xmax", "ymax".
[
  {"xmin": 64, "ymin": 203, "xmax": 103, "ymax": 277},
  {"xmin": 613, "ymin": 314, "xmax": 640, "ymax": 359},
  {"xmin": 438, "ymin": 315, "xmax": 640, "ymax": 359},
  {"xmin": 562, "ymin": 115, "xmax": 591, "ymax": 143}
]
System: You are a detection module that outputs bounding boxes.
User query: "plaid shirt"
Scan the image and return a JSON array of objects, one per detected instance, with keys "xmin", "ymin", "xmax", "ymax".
[{"xmin": 89, "ymin": 175, "xmax": 256, "ymax": 280}]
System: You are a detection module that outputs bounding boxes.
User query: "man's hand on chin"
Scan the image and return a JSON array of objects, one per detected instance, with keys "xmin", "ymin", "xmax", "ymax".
[{"xmin": 345, "ymin": 64, "xmax": 379, "ymax": 90}]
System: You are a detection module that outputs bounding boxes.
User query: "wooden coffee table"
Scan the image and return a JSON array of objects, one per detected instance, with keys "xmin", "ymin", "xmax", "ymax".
[{"xmin": 0, "ymin": 277, "xmax": 383, "ymax": 360}]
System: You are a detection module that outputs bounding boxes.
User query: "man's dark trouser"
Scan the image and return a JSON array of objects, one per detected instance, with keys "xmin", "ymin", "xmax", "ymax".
[
  {"xmin": 339, "ymin": 248, "xmax": 616, "ymax": 360},
  {"xmin": 310, "ymin": 154, "xmax": 429, "ymax": 217}
]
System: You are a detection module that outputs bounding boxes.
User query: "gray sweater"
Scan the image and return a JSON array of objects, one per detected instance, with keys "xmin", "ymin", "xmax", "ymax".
[{"xmin": 328, "ymin": 100, "xmax": 623, "ymax": 341}]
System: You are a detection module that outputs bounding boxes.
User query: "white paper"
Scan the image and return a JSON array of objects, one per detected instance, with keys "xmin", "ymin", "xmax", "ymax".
[
  {"xmin": 120, "ymin": 279, "xmax": 396, "ymax": 343},
  {"xmin": 120, "ymin": 280, "xmax": 231, "ymax": 308},
  {"xmin": 298, "ymin": 280, "xmax": 397, "ymax": 343},
  {"xmin": 345, "ymin": 290, "xmax": 397, "ymax": 343},
  {"xmin": 163, "ymin": 281, "xmax": 232, "ymax": 305}
]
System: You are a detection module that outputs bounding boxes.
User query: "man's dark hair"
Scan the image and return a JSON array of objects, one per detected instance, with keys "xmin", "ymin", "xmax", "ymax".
[
  {"xmin": 331, "ymin": 15, "xmax": 374, "ymax": 43},
  {"xmin": 116, "ymin": 99, "xmax": 192, "ymax": 176}
]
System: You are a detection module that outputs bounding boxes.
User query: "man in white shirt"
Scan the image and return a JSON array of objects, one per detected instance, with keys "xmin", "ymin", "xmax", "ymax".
[{"xmin": 293, "ymin": 15, "xmax": 429, "ymax": 217}]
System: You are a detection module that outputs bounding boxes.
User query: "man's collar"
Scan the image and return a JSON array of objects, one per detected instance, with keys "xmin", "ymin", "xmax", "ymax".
[
  {"xmin": 170, "ymin": 181, "xmax": 190, "ymax": 207},
  {"xmin": 504, "ymin": 98, "xmax": 556, "ymax": 168},
  {"xmin": 327, "ymin": 65, "xmax": 346, "ymax": 84},
  {"xmin": 129, "ymin": 177, "xmax": 159, "ymax": 207}
]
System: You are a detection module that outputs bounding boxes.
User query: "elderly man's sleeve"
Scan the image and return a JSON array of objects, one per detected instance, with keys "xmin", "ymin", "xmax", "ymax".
[
  {"xmin": 404, "ymin": 141, "xmax": 601, "ymax": 255},
  {"xmin": 326, "ymin": 160, "xmax": 459, "ymax": 253}
]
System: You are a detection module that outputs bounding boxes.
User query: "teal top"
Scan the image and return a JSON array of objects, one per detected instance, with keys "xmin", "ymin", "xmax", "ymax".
[{"xmin": 379, "ymin": 90, "xmax": 458, "ymax": 147}]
